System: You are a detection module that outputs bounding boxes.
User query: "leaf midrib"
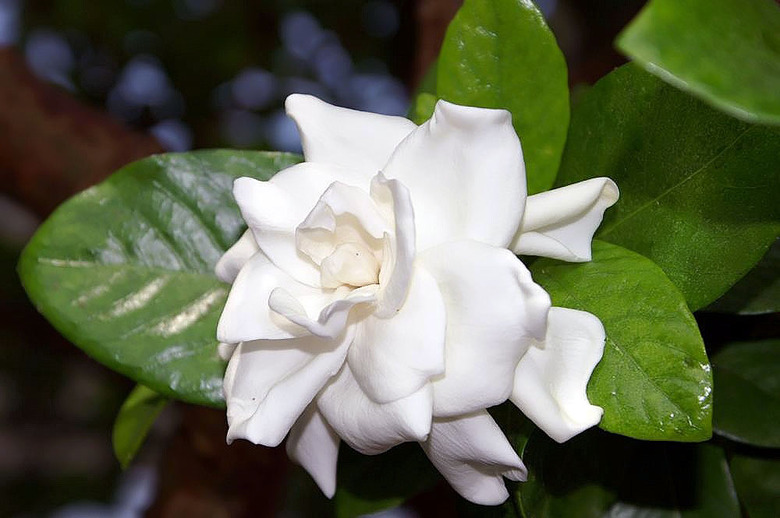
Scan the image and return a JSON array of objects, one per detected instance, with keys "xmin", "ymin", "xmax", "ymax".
[{"xmin": 599, "ymin": 125, "xmax": 754, "ymax": 237}]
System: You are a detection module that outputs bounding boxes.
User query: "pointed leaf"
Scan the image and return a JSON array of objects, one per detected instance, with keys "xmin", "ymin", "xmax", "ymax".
[
  {"xmin": 531, "ymin": 240, "xmax": 712, "ymax": 441},
  {"xmin": 19, "ymin": 150, "xmax": 303, "ymax": 406},
  {"xmin": 113, "ymin": 384, "xmax": 168, "ymax": 469},
  {"xmin": 437, "ymin": 0, "xmax": 569, "ymax": 194}
]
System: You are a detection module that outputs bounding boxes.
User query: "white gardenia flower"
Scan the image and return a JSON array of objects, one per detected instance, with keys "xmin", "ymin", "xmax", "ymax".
[{"xmin": 215, "ymin": 94, "xmax": 619, "ymax": 505}]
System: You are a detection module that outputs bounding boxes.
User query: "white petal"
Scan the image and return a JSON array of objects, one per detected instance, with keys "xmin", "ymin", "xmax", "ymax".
[
  {"xmin": 511, "ymin": 307, "xmax": 605, "ymax": 443},
  {"xmin": 268, "ymin": 284, "xmax": 377, "ymax": 339},
  {"xmin": 382, "ymin": 100, "xmax": 526, "ymax": 250},
  {"xmin": 217, "ymin": 251, "xmax": 331, "ymax": 342},
  {"xmin": 421, "ymin": 411, "xmax": 527, "ymax": 506},
  {"xmin": 225, "ymin": 331, "xmax": 352, "ymax": 447},
  {"xmin": 233, "ymin": 162, "xmax": 366, "ymax": 286},
  {"xmin": 511, "ymin": 178, "xmax": 619, "ymax": 262},
  {"xmin": 317, "ymin": 363, "xmax": 433, "ymax": 455},
  {"xmin": 215, "ymin": 230, "xmax": 259, "ymax": 283},
  {"xmin": 370, "ymin": 173, "xmax": 416, "ymax": 317},
  {"xmin": 420, "ymin": 240, "xmax": 551, "ymax": 417},
  {"xmin": 286, "ymin": 405, "xmax": 340, "ymax": 498},
  {"xmin": 286, "ymin": 94, "xmax": 416, "ymax": 173},
  {"xmin": 348, "ymin": 267, "xmax": 446, "ymax": 404}
]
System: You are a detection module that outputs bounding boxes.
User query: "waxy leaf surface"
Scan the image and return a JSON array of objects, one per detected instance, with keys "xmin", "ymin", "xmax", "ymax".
[
  {"xmin": 531, "ymin": 240, "xmax": 712, "ymax": 441},
  {"xmin": 437, "ymin": 0, "xmax": 569, "ymax": 194},
  {"xmin": 557, "ymin": 64, "xmax": 780, "ymax": 310},
  {"xmin": 19, "ymin": 150, "xmax": 303, "ymax": 406}
]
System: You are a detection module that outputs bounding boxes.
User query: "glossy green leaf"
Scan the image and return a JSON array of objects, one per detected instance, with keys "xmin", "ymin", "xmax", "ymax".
[
  {"xmin": 410, "ymin": 92, "xmax": 437, "ymax": 125},
  {"xmin": 618, "ymin": 0, "xmax": 780, "ymax": 126},
  {"xmin": 531, "ymin": 240, "xmax": 712, "ymax": 441},
  {"xmin": 707, "ymin": 239, "xmax": 780, "ymax": 315},
  {"xmin": 437, "ymin": 0, "xmax": 569, "ymax": 194},
  {"xmin": 334, "ymin": 443, "xmax": 440, "ymax": 518},
  {"xmin": 112, "ymin": 384, "xmax": 168, "ymax": 469},
  {"xmin": 19, "ymin": 150, "xmax": 303, "ymax": 407},
  {"xmin": 557, "ymin": 63, "xmax": 780, "ymax": 310},
  {"xmin": 729, "ymin": 452, "xmax": 780, "ymax": 518},
  {"xmin": 712, "ymin": 340, "xmax": 780, "ymax": 448}
]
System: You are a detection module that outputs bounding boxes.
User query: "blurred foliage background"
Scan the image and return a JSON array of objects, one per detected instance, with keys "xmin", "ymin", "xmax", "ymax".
[{"xmin": 0, "ymin": 0, "xmax": 651, "ymax": 516}]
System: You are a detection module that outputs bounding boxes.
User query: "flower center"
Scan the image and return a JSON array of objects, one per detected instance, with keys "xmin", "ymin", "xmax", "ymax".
[{"xmin": 320, "ymin": 241, "xmax": 381, "ymax": 289}]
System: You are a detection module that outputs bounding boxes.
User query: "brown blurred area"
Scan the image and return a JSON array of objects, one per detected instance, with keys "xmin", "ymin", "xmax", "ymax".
[{"xmin": 0, "ymin": 1, "xmax": 643, "ymax": 516}]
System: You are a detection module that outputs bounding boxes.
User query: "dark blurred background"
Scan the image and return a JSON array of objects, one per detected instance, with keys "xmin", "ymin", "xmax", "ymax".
[{"xmin": 0, "ymin": 1, "xmax": 645, "ymax": 516}]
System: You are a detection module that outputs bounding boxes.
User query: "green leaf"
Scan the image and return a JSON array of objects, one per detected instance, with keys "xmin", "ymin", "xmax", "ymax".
[
  {"xmin": 112, "ymin": 384, "xmax": 168, "ymax": 469},
  {"xmin": 18, "ymin": 150, "xmax": 303, "ymax": 407},
  {"xmin": 707, "ymin": 239, "xmax": 780, "ymax": 315},
  {"xmin": 712, "ymin": 340, "xmax": 780, "ymax": 448},
  {"xmin": 436, "ymin": 0, "xmax": 569, "ymax": 194},
  {"xmin": 334, "ymin": 443, "xmax": 440, "ymax": 518},
  {"xmin": 531, "ymin": 240, "xmax": 712, "ymax": 441},
  {"xmin": 557, "ymin": 63, "xmax": 780, "ymax": 310},
  {"xmin": 618, "ymin": 0, "xmax": 780, "ymax": 126},
  {"xmin": 518, "ymin": 432, "xmax": 739, "ymax": 518},
  {"xmin": 410, "ymin": 92, "xmax": 437, "ymax": 125},
  {"xmin": 729, "ymin": 452, "xmax": 780, "ymax": 518}
]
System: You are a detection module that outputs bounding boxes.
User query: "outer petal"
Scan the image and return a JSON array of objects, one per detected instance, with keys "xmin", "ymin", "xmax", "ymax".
[
  {"xmin": 286, "ymin": 94, "xmax": 417, "ymax": 173},
  {"xmin": 233, "ymin": 162, "xmax": 366, "ymax": 286},
  {"xmin": 382, "ymin": 100, "xmax": 526, "ymax": 250},
  {"xmin": 419, "ymin": 240, "xmax": 551, "ymax": 417},
  {"xmin": 370, "ymin": 173, "xmax": 416, "ymax": 317},
  {"xmin": 215, "ymin": 230, "xmax": 258, "ymax": 283},
  {"xmin": 286, "ymin": 405, "xmax": 340, "ymax": 498},
  {"xmin": 225, "ymin": 331, "xmax": 352, "ymax": 447},
  {"xmin": 511, "ymin": 178, "xmax": 619, "ymax": 262},
  {"xmin": 348, "ymin": 267, "xmax": 446, "ymax": 404},
  {"xmin": 511, "ymin": 307, "xmax": 606, "ymax": 443},
  {"xmin": 317, "ymin": 363, "xmax": 433, "ymax": 455},
  {"xmin": 421, "ymin": 411, "xmax": 527, "ymax": 506},
  {"xmin": 217, "ymin": 251, "xmax": 332, "ymax": 342}
]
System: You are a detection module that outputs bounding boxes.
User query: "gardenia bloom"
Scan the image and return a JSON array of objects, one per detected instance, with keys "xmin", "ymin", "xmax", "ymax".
[{"xmin": 215, "ymin": 94, "xmax": 619, "ymax": 505}]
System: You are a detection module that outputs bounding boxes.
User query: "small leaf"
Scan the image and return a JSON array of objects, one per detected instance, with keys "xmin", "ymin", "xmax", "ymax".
[
  {"xmin": 112, "ymin": 384, "xmax": 168, "ymax": 469},
  {"xmin": 618, "ymin": 0, "xmax": 780, "ymax": 126},
  {"xmin": 19, "ymin": 150, "xmax": 303, "ymax": 406},
  {"xmin": 334, "ymin": 443, "xmax": 440, "ymax": 518},
  {"xmin": 531, "ymin": 240, "xmax": 712, "ymax": 441},
  {"xmin": 557, "ymin": 63, "xmax": 780, "ymax": 310},
  {"xmin": 410, "ymin": 92, "xmax": 437, "ymax": 125},
  {"xmin": 712, "ymin": 340, "xmax": 780, "ymax": 448},
  {"xmin": 729, "ymin": 452, "xmax": 780, "ymax": 518},
  {"xmin": 707, "ymin": 239, "xmax": 780, "ymax": 315},
  {"xmin": 437, "ymin": 0, "xmax": 569, "ymax": 194}
]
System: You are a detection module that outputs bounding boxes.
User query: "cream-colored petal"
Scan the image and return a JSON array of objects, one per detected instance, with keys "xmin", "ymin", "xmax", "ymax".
[
  {"xmin": 215, "ymin": 230, "xmax": 259, "ymax": 283},
  {"xmin": 225, "ymin": 331, "xmax": 352, "ymax": 447},
  {"xmin": 419, "ymin": 240, "xmax": 551, "ymax": 417},
  {"xmin": 511, "ymin": 307, "xmax": 605, "ymax": 443},
  {"xmin": 382, "ymin": 100, "xmax": 525, "ymax": 250},
  {"xmin": 421, "ymin": 411, "xmax": 527, "ymax": 506},
  {"xmin": 511, "ymin": 178, "xmax": 619, "ymax": 262},
  {"xmin": 348, "ymin": 267, "xmax": 446, "ymax": 404},
  {"xmin": 317, "ymin": 363, "xmax": 433, "ymax": 455},
  {"xmin": 286, "ymin": 94, "xmax": 416, "ymax": 173},
  {"xmin": 286, "ymin": 405, "xmax": 340, "ymax": 498}
]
